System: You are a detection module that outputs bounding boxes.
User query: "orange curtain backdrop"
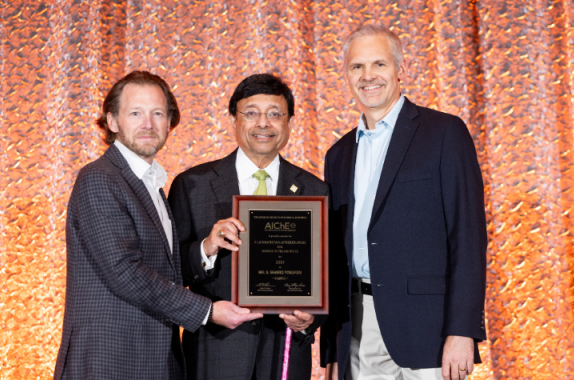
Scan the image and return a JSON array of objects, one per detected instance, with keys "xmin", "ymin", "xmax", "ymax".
[{"xmin": 1, "ymin": 0, "xmax": 573, "ymax": 378}]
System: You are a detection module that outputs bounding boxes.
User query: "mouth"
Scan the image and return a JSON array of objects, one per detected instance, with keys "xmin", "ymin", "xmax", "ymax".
[
  {"xmin": 360, "ymin": 84, "xmax": 384, "ymax": 92},
  {"xmin": 252, "ymin": 133, "xmax": 276, "ymax": 140},
  {"xmin": 135, "ymin": 134, "xmax": 159, "ymax": 140}
]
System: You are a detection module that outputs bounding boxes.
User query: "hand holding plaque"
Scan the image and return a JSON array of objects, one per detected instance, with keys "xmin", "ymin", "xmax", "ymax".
[
  {"xmin": 211, "ymin": 300, "xmax": 263, "ymax": 329},
  {"xmin": 232, "ymin": 195, "xmax": 328, "ymax": 314},
  {"xmin": 279, "ymin": 310, "xmax": 315, "ymax": 332},
  {"xmin": 203, "ymin": 217, "xmax": 245, "ymax": 256}
]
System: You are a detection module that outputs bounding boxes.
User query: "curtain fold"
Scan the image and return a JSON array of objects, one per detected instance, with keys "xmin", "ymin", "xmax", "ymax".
[{"xmin": 1, "ymin": 1, "xmax": 573, "ymax": 378}]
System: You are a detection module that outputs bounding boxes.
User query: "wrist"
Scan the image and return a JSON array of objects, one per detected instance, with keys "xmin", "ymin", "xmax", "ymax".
[
  {"xmin": 202, "ymin": 239, "xmax": 217, "ymax": 257},
  {"xmin": 207, "ymin": 303, "xmax": 214, "ymax": 324}
]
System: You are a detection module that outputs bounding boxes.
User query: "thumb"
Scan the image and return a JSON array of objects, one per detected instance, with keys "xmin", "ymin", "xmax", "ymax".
[
  {"xmin": 233, "ymin": 305, "xmax": 251, "ymax": 314},
  {"xmin": 293, "ymin": 310, "xmax": 311, "ymax": 320},
  {"xmin": 239, "ymin": 311, "xmax": 264, "ymax": 321}
]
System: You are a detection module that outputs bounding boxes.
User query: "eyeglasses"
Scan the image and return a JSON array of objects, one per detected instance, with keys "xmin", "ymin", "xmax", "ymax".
[{"xmin": 238, "ymin": 110, "xmax": 287, "ymax": 122}]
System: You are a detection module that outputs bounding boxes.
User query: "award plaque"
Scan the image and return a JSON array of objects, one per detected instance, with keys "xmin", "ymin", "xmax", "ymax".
[{"xmin": 231, "ymin": 195, "xmax": 328, "ymax": 314}]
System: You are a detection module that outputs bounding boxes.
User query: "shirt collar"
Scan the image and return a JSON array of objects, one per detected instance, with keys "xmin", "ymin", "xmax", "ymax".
[
  {"xmin": 356, "ymin": 94, "xmax": 405, "ymax": 142},
  {"xmin": 236, "ymin": 147, "xmax": 280, "ymax": 184},
  {"xmin": 114, "ymin": 140, "xmax": 168, "ymax": 188}
]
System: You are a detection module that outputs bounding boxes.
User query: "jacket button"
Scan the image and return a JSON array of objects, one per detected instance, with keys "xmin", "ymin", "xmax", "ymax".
[
  {"xmin": 252, "ymin": 321, "xmax": 257, "ymax": 326},
  {"xmin": 194, "ymin": 275, "xmax": 199, "ymax": 280}
]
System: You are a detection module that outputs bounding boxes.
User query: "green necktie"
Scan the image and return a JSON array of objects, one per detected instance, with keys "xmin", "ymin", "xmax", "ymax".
[{"xmin": 253, "ymin": 170, "xmax": 270, "ymax": 195}]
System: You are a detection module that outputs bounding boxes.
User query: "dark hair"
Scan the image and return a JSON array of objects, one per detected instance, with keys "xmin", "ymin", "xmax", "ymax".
[
  {"xmin": 228, "ymin": 74, "xmax": 294, "ymax": 119},
  {"xmin": 96, "ymin": 70, "xmax": 180, "ymax": 145}
]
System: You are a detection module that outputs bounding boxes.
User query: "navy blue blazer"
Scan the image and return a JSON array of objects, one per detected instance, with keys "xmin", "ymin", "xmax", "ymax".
[{"xmin": 320, "ymin": 97, "xmax": 487, "ymax": 377}]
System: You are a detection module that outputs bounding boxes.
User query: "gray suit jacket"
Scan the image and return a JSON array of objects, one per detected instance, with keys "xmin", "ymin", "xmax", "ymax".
[
  {"xmin": 54, "ymin": 144, "xmax": 211, "ymax": 380},
  {"xmin": 168, "ymin": 149, "xmax": 329, "ymax": 380}
]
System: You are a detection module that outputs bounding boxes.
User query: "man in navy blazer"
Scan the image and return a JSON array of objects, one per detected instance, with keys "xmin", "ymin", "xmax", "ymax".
[
  {"xmin": 54, "ymin": 71, "xmax": 261, "ymax": 380},
  {"xmin": 320, "ymin": 25, "xmax": 487, "ymax": 380}
]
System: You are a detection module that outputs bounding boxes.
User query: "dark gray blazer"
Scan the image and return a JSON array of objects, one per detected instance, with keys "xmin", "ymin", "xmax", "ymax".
[
  {"xmin": 54, "ymin": 144, "xmax": 211, "ymax": 380},
  {"xmin": 168, "ymin": 149, "xmax": 329, "ymax": 380}
]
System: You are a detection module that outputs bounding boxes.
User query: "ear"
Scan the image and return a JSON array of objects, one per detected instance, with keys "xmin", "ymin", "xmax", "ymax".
[
  {"xmin": 398, "ymin": 59, "xmax": 408, "ymax": 82},
  {"xmin": 107, "ymin": 112, "xmax": 119, "ymax": 133},
  {"xmin": 230, "ymin": 113, "xmax": 239, "ymax": 129}
]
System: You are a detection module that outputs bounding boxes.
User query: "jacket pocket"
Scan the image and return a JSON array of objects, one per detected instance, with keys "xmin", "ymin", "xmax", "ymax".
[
  {"xmin": 407, "ymin": 275, "xmax": 449, "ymax": 294},
  {"xmin": 396, "ymin": 171, "xmax": 432, "ymax": 182}
]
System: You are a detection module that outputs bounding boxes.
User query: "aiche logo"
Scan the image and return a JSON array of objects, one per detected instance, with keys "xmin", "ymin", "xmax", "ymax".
[{"xmin": 264, "ymin": 222, "xmax": 296, "ymax": 231}]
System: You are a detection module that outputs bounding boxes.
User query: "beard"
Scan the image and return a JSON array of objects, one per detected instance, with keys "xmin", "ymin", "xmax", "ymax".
[{"xmin": 116, "ymin": 124, "xmax": 167, "ymax": 159}]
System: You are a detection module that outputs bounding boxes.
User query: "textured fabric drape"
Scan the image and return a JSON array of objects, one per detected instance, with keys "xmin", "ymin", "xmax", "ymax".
[{"xmin": 1, "ymin": 1, "xmax": 573, "ymax": 378}]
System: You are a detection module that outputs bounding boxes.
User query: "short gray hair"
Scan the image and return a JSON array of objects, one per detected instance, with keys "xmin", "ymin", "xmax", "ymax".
[{"xmin": 342, "ymin": 24, "xmax": 403, "ymax": 71}]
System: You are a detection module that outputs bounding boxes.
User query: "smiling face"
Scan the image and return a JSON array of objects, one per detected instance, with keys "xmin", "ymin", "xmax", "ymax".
[
  {"xmin": 346, "ymin": 33, "xmax": 407, "ymax": 125},
  {"xmin": 233, "ymin": 93, "xmax": 292, "ymax": 168},
  {"xmin": 107, "ymin": 84, "xmax": 169, "ymax": 163}
]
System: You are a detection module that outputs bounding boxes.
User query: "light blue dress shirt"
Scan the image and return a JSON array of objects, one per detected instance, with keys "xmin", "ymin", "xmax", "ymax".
[{"xmin": 352, "ymin": 95, "xmax": 405, "ymax": 279}]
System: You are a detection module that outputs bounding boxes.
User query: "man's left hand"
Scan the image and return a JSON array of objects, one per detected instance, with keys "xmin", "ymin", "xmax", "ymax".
[
  {"xmin": 441, "ymin": 335, "xmax": 474, "ymax": 380},
  {"xmin": 279, "ymin": 310, "xmax": 314, "ymax": 333}
]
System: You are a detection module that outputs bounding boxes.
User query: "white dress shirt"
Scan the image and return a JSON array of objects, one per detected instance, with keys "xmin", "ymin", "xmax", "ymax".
[
  {"xmin": 114, "ymin": 140, "xmax": 173, "ymax": 253},
  {"xmin": 352, "ymin": 95, "xmax": 404, "ymax": 279},
  {"xmin": 115, "ymin": 140, "xmax": 213, "ymax": 325},
  {"xmin": 200, "ymin": 148, "xmax": 280, "ymax": 269}
]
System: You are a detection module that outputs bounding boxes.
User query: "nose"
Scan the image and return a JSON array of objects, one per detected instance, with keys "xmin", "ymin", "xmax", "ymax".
[
  {"xmin": 362, "ymin": 66, "xmax": 376, "ymax": 81},
  {"xmin": 256, "ymin": 113, "xmax": 270, "ymax": 128},
  {"xmin": 142, "ymin": 112, "xmax": 153, "ymax": 129}
]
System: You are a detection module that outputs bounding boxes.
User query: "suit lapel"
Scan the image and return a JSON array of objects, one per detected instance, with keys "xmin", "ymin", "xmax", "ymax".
[
  {"xmin": 104, "ymin": 145, "xmax": 175, "ymax": 270},
  {"xmin": 341, "ymin": 130, "xmax": 359, "ymax": 261},
  {"xmin": 276, "ymin": 156, "xmax": 304, "ymax": 196},
  {"xmin": 211, "ymin": 149, "xmax": 240, "ymax": 215},
  {"xmin": 160, "ymin": 188, "xmax": 179, "ymax": 278},
  {"xmin": 369, "ymin": 98, "xmax": 419, "ymax": 231}
]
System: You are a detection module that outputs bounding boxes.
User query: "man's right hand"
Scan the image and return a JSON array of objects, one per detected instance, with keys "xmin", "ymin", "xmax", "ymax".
[
  {"xmin": 211, "ymin": 300, "xmax": 263, "ymax": 329},
  {"xmin": 203, "ymin": 217, "xmax": 245, "ymax": 256},
  {"xmin": 325, "ymin": 362, "xmax": 338, "ymax": 380}
]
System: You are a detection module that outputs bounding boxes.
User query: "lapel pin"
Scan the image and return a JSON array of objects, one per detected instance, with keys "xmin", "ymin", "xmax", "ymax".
[{"xmin": 290, "ymin": 185, "xmax": 298, "ymax": 193}]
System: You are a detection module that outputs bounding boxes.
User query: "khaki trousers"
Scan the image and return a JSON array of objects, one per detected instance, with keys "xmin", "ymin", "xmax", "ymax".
[{"xmin": 347, "ymin": 281, "xmax": 450, "ymax": 380}]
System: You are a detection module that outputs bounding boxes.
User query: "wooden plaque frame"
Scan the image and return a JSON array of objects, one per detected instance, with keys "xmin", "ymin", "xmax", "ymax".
[{"xmin": 231, "ymin": 195, "xmax": 328, "ymax": 314}]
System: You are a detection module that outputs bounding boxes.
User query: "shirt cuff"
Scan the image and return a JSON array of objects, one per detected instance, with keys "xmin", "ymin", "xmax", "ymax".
[
  {"xmin": 200, "ymin": 238, "xmax": 218, "ymax": 271},
  {"xmin": 201, "ymin": 303, "xmax": 212, "ymax": 325}
]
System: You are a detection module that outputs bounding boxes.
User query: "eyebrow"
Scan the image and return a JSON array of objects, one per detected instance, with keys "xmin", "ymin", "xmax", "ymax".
[
  {"xmin": 243, "ymin": 103, "xmax": 281, "ymax": 110},
  {"xmin": 349, "ymin": 58, "xmax": 390, "ymax": 66},
  {"xmin": 126, "ymin": 105, "xmax": 166, "ymax": 112}
]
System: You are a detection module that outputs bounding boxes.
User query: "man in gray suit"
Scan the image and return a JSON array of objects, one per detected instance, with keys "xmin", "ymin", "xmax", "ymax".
[
  {"xmin": 168, "ymin": 73, "xmax": 329, "ymax": 380},
  {"xmin": 54, "ymin": 71, "xmax": 262, "ymax": 380}
]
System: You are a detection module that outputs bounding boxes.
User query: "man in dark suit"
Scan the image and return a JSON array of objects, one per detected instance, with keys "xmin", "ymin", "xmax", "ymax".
[
  {"xmin": 320, "ymin": 25, "xmax": 487, "ymax": 380},
  {"xmin": 54, "ymin": 71, "xmax": 262, "ymax": 380},
  {"xmin": 168, "ymin": 73, "xmax": 329, "ymax": 380}
]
